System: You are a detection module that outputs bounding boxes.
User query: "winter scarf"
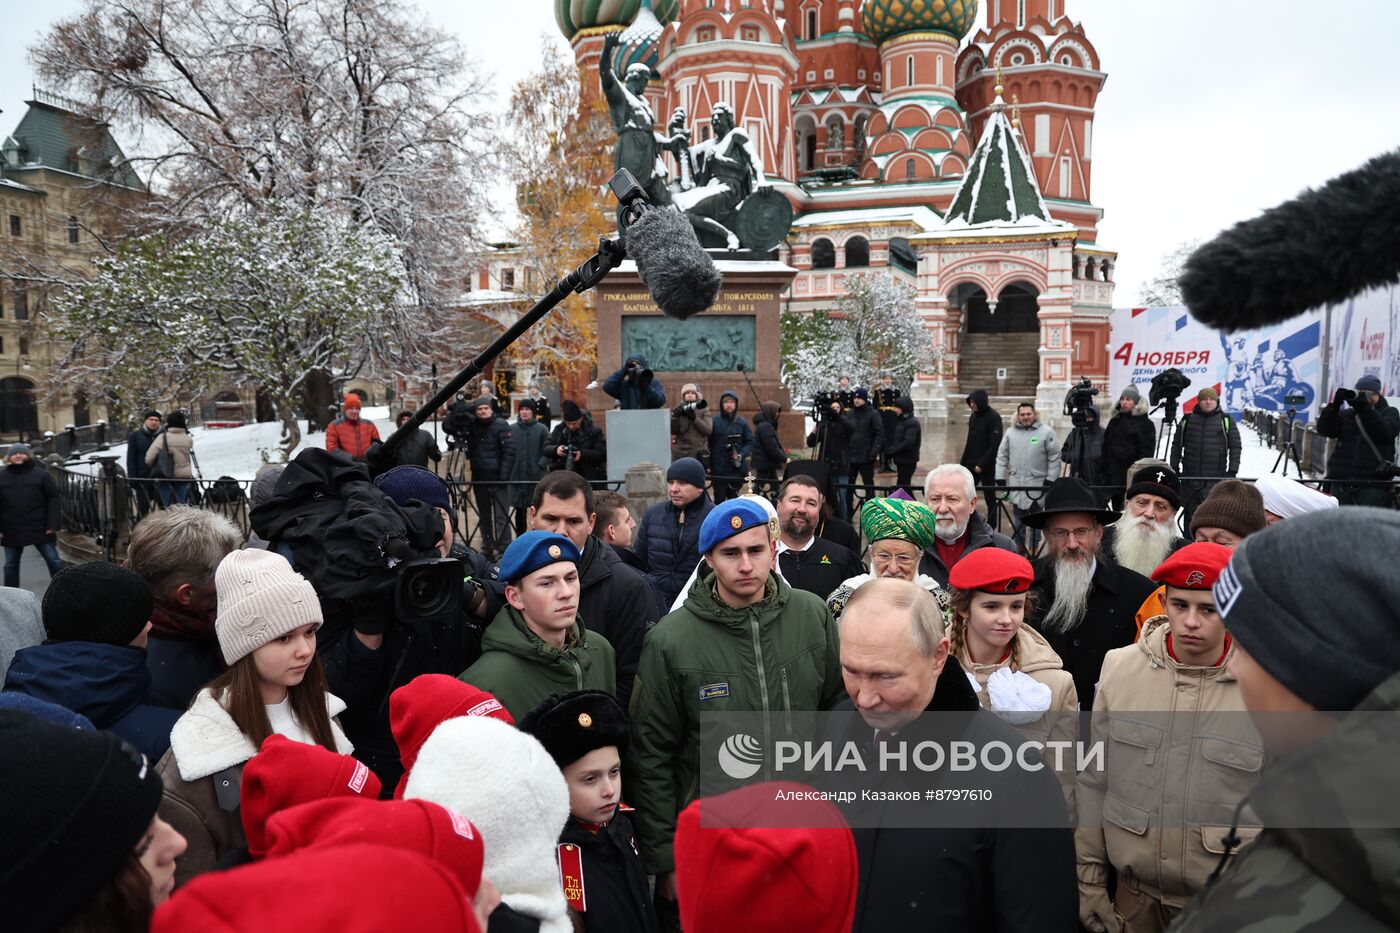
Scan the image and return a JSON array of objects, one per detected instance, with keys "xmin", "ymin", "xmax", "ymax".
[{"xmin": 148, "ymin": 599, "xmax": 217, "ymax": 642}]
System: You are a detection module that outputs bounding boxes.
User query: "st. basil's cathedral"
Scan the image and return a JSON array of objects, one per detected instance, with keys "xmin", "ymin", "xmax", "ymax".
[{"xmin": 555, "ymin": 0, "xmax": 1116, "ymax": 411}]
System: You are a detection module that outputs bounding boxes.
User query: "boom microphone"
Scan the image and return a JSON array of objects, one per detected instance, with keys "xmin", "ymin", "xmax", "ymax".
[
  {"xmin": 1180, "ymin": 147, "xmax": 1400, "ymax": 331},
  {"xmin": 624, "ymin": 205, "xmax": 723, "ymax": 320}
]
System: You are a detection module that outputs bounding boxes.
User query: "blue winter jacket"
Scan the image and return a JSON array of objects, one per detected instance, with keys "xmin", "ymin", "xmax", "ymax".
[
  {"xmin": 3, "ymin": 641, "xmax": 180, "ymax": 761},
  {"xmin": 603, "ymin": 355, "xmax": 666, "ymax": 410},
  {"xmin": 634, "ymin": 492, "xmax": 715, "ymax": 608}
]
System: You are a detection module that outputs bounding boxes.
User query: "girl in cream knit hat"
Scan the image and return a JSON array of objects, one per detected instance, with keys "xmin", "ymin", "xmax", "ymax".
[{"xmin": 155, "ymin": 550, "xmax": 352, "ymax": 887}]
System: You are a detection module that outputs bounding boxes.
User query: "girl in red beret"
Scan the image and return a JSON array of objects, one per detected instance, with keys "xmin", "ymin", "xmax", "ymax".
[{"xmin": 946, "ymin": 548, "xmax": 1079, "ymax": 810}]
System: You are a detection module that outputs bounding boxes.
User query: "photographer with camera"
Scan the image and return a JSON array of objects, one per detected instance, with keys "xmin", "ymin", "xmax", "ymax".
[
  {"xmin": 709, "ymin": 390, "xmax": 754, "ymax": 502},
  {"xmin": 846, "ymin": 388, "xmax": 885, "ymax": 513},
  {"xmin": 670, "ymin": 383, "xmax": 712, "ymax": 464},
  {"xmin": 1061, "ymin": 378, "xmax": 1105, "ymax": 489},
  {"xmin": 1170, "ymin": 387, "xmax": 1241, "ymax": 528},
  {"xmin": 251, "ymin": 455, "xmax": 504, "ymax": 792},
  {"xmin": 1317, "ymin": 375, "xmax": 1399, "ymax": 506},
  {"xmin": 443, "ymin": 393, "xmax": 474, "ymax": 451},
  {"xmin": 545, "ymin": 401, "xmax": 608, "ymax": 483},
  {"xmin": 806, "ymin": 394, "xmax": 856, "ymax": 518},
  {"xmin": 603, "ymin": 353, "xmax": 666, "ymax": 410},
  {"xmin": 1102, "ymin": 386, "xmax": 1156, "ymax": 507}
]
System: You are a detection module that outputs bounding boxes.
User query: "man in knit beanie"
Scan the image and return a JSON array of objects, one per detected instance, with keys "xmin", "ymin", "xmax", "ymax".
[
  {"xmin": 326, "ymin": 392, "xmax": 380, "ymax": 461},
  {"xmin": 634, "ymin": 457, "xmax": 715, "ymax": 608},
  {"xmin": 1188, "ymin": 478, "xmax": 1267, "ymax": 548},
  {"xmin": 3, "ymin": 562, "xmax": 180, "ymax": 760},
  {"xmin": 1171, "ymin": 508, "xmax": 1400, "ymax": 931}
]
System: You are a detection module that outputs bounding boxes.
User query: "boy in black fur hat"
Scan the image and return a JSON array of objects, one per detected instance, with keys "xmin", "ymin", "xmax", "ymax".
[{"xmin": 520, "ymin": 691, "xmax": 658, "ymax": 933}]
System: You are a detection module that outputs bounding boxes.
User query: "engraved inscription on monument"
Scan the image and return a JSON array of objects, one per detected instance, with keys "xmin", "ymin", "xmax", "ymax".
[{"xmin": 621, "ymin": 314, "xmax": 756, "ymax": 372}]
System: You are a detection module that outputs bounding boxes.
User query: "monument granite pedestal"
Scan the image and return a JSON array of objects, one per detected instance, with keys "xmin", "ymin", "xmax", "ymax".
[{"xmin": 588, "ymin": 257, "xmax": 803, "ymax": 463}]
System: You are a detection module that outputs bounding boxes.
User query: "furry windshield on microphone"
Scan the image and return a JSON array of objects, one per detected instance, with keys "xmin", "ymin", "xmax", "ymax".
[
  {"xmin": 625, "ymin": 207, "xmax": 724, "ymax": 320},
  {"xmin": 1179, "ymin": 147, "xmax": 1400, "ymax": 331}
]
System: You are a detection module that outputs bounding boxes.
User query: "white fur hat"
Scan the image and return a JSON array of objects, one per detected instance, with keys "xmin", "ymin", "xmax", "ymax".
[{"xmin": 404, "ymin": 716, "xmax": 571, "ymax": 933}]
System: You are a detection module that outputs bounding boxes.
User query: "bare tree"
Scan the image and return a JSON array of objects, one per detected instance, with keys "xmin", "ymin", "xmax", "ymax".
[
  {"xmin": 1138, "ymin": 239, "xmax": 1202, "ymax": 308},
  {"xmin": 31, "ymin": 0, "xmax": 499, "ymax": 425}
]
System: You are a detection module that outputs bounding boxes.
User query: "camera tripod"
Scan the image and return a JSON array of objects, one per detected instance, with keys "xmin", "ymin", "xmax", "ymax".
[
  {"xmin": 1271, "ymin": 406, "xmax": 1306, "ymax": 477},
  {"xmin": 1152, "ymin": 397, "xmax": 1181, "ymax": 462}
]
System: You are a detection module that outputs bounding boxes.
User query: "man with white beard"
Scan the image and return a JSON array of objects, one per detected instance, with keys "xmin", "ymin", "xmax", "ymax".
[
  {"xmin": 917, "ymin": 464, "xmax": 1017, "ymax": 587},
  {"xmin": 1099, "ymin": 465, "xmax": 1189, "ymax": 577},
  {"xmin": 1024, "ymin": 477, "xmax": 1158, "ymax": 710}
]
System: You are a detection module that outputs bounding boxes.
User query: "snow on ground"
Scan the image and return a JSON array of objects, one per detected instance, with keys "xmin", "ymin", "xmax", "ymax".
[{"xmin": 70, "ymin": 407, "xmax": 400, "ymax": 479}]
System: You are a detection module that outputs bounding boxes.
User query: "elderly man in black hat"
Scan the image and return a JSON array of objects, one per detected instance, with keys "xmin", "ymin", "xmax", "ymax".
[
  {"xmin": 1024, "ymin": 477, "xmax": 1158, "ymax": 710},
  {"xmin": 1099, "ymin": 464, "xmax": 1189, "ymax": 578}
]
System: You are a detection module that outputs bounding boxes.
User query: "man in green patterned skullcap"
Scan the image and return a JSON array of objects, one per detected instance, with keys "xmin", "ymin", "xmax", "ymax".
[
  {"xmin": 827, "ymin": 498, "xmax": 950, "ymax": 623},
  {"xmin": 860, "ymin": 498, "xmax": 941, "ymax": 555}
]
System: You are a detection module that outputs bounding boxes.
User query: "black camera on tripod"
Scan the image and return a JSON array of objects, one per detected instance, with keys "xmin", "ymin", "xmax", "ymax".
[
  {"xmin": 1149, "ymin": 368, "xmax": 1192, "ymax": 406},
  {"xmin": 1063, "ymin": 378, "xmax": 1099, "ymax": 428}
]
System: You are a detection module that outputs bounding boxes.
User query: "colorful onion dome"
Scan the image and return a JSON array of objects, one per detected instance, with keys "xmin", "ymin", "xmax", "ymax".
[
  {"xmin": 861, "ymin": 0, "xmax": 979, "ymax": 45},
  {"xmin": 556, "ymin": 0, "xmax": 679, "ymax": 43}
]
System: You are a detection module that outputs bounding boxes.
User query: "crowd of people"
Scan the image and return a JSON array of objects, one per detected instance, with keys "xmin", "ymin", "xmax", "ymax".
[{"xmin": 1, "ymin": 370, "xmax": 1395, "ymax": 931}]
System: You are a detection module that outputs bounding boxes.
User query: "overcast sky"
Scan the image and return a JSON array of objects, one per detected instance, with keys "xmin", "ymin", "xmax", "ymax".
[{"xmin": 5, "ymin": 1, "xmax": 1398, "ymax": 304}]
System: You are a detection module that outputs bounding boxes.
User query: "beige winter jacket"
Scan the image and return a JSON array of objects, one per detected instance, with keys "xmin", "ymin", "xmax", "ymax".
[
  {"xmin": 156, "ymin": 688, "xmax": 352, "ymax": 886},
  {"xmin": 145, "ymin": 427, "xmax": 195, "ymax": 479},
  {"xmin": 1075, "ymin": 618, "xmax": 1263, "ymax": 911},
  {"xmin": 960, "ymin": 624, "xmax": 1079, "ymax": 813}
]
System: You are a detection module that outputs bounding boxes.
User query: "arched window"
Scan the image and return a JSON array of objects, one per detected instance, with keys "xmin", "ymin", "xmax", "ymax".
[
  {"xmin": 0, "ymin": 377, "xmax": 37, "ymax": 435},
  {"xmin": 811, "ymin": 238, "xmax": 836, "ymax": 269},
  {"xmin": 905, "ymin": 159, "xmax": 916, "ymax": 181},
  {"xmin": 906, "ymin": 55, "xmax": 915, "ymax": 86},
  {"xmin": 825, "ymin": 116, "xmax": 843, "ymax": 150},
  {"xmin": 853, "ymin": 114, "xmax": 869, "ymax": 159},
  {"xmin": 806, "ymin": 9, "xmax": 817, "ymax": 39},
  {"xmin": 844, "ymin": 237, "xmax": 870, "ymax": 268}
]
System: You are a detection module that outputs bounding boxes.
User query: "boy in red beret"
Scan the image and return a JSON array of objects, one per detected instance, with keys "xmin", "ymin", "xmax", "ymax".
[{"xmin": 1075, "ymin": 543, "xmax": 1264, "ymax": 933}]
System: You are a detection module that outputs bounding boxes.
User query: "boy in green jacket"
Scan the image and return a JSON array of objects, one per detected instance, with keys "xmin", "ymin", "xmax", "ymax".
[
  {"xmin": 628, "ymin": 498, "xmax": 846, "ymax": 927},
  {"xmin": 460, "ymin": 530, "xmax": 616, "ymax": 719}
]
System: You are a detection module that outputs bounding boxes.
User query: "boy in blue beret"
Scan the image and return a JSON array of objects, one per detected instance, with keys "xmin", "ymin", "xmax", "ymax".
[
  {"xmin": 627, "ymin": 499, "xmax": 847, "ymax": 926},
  {"xmin": 458, "ymin": 531, "xmax": 616, "ymax": 719}
]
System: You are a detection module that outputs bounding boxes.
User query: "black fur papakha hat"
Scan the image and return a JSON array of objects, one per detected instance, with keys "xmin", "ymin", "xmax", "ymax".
[{"xmin": 518, "ymin": 691, "xmax": 628, "ymax": 769}]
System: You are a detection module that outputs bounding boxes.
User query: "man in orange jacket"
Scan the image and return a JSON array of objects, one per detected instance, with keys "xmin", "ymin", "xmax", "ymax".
[{"xmin": 326, "ymin": 394, "xmax": 380, "ymax": 461}]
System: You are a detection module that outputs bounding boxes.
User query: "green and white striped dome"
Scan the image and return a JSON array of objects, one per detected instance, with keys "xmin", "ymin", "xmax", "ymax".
[{"xmin": 555, "ymin": 0, "xmax": 678, "ymax": 42}]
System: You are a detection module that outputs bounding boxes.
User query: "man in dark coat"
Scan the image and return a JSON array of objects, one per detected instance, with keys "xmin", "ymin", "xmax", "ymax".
[
  {"xmin": 885, "ymin": 395, "xmax": 921, "ymax": 495},
  {"xmin": 750, "ymin": 401, "xmax": 788, "ymax": 495},
  {"xmin": 1316, "ymin": 374, "xmax": 1400, "ymax": 506},
  {"xmin": 126, "ymin": 410, "xmax": 163, "ymax": 516},
  {"xmin": 544, "ymin": 401, "xmax": 608, "ymax": 483},
  {"xmin": 775, "ymin": 474, "xmax": 863, "ymax": 600},
  {"xmin": 784, "ymin": 460, "xmax": 862, "ymax": 551},
  {"xmin": 603, "ymin": 354, "xmax": 666, "ymax": 410},
  {"xmin": 1023, "ymin": 478, "xmax": 1158, "ymax": 709},
  {"xmin": 833, "ymin": 579, "xmax": 1076, "ymax": 932},
  {"xmin": 1102, "ymin": 386, "xmax": 1156, "ymax": 507},
  {"xmin": 509, "ymin": 399, "xmax": 550, "ymax": 536},
  {"xmin": 391, "ymin": 410, "xmax": 443, "ymax": 469},
  {"xmin": 0, "ymin": 444, "xmax": 63, "ymax": 588},
  {"xmin": 3, "ymin": 562, "xmax": 178, "ymax": 762},
  {"xmin": 634, "ymin": 458, "xmax": 715, "ymax": 609},
  {"xmin": 708, "ymin": 391, "xmax": 753, "ymax": 503},
  {"xmin": 126, "ymin": 506, "xmax": 241, "ymax": 711},
  {"xmin": 467, "ymin": 395, "xmax": 515, "ymax": 560},
  {"xmin": 526, "ymin": 383, "xmax": 553, "ymax": 430},
  {"xmin": 960, "ymin": 389, "xmax": 1003, "ymax": 510},
  {"xmin": 845, "ymin": 388, "xmax": 885, "ymax": 513},
  {"xmin": 1060, "ymin": 404, "xmax": 1106, "ymax": 488},
  {"xmin": 918, "ymin": 463, "xmax": 1017, "ymax": 587},
  {"xmin": 1170, "ymin": 387, "xmax": 1241, "ymax": 528},
  {"xmin": 806, "ymin": 401, "xmax": 856, "ymax": 518},
  {"xmin": 875, "ymin": 375, "xmax": 901, "ymax": 471},
  {"xmin": 529, "ymin": 471, "xmax": 659, "ymax": 708}
]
